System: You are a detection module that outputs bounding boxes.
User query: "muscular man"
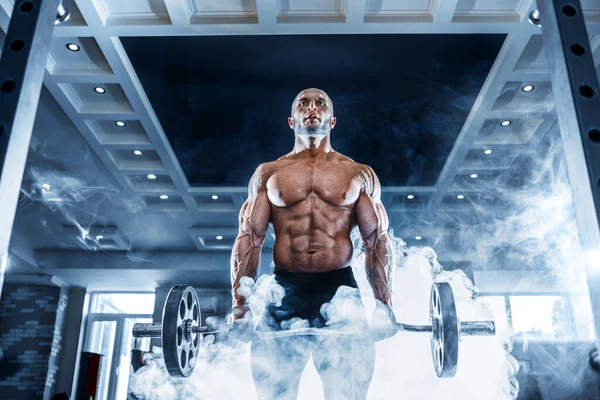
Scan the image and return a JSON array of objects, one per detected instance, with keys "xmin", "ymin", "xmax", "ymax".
[{"xmin": 230, "ymin": 88, "xmax": 397, "ymax": 399}]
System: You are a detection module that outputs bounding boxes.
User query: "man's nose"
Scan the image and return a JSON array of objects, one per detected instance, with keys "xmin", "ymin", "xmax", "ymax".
[{"xmin": 307, "ymin": 101, "xmax": 317, "ymax": 111}]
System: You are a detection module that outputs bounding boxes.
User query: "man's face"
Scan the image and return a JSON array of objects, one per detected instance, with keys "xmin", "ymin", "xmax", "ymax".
[{"xmin": 288, "ymin": 89, "xmax": 336, "ymax": 137}]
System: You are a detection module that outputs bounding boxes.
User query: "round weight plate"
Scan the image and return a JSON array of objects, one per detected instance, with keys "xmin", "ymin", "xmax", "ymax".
[
  {"xmin": 429, "ymin": 282, "xmax": 459, "ymax": 378},
  {"xmin": 162, "ymin": 285, "xmax": 201, "ymax": 378}
]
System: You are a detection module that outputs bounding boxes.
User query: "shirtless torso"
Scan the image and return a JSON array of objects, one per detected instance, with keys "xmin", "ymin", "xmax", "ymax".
[
  {"xmin": 230, "ymin": 88, "xmax": 393, "ymax": 316},
  {"xmin": 266, "ymin": 151, "xmax": 367, "ymax": 272}
]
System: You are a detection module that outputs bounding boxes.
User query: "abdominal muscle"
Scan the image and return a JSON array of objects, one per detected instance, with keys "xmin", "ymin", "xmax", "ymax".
[{"xmin": 270, "ymin": 198, "xmax": 355, "ymax": 273}]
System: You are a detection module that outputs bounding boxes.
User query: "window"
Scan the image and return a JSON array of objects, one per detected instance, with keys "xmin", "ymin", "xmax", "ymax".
[
  {"xmin": 81, "ymin": 293, "xmax": 155, "ymax": 399},
  {"xmin": 478, "ymin": 296, "xmax": 509, "ymax": 329},
  {"xmin": 570, "ymin": 294, "xmax": 595, "ymax": 341},
  {"xmin": 90, "ymin": 293, "xmax": 155, "ymax": 314},
  {"xmin": 509, "ymin": 296, "xmax": 572, "ymax": 340}
]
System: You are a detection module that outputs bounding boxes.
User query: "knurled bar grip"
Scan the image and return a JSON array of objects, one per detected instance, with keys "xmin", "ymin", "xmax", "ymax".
[
  {"xmin": 397, "ymin": 323, "xmax": 433, "ymax": 332},
  {"xmin": 253, "ymin": 320, "xmax": 494, "ymax": 340},
  {"xmin": 132, "ymin": 322, "xmax": 215, "ymax": 338},
  {"xmin": 460, "ymin": 321, "xmax": 496, "ymax": 336},
  {"xmin": 132, "ymin": 323, "xmax": 163, "ymax": 338}
]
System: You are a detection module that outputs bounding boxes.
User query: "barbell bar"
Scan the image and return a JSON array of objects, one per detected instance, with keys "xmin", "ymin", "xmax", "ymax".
[{"xmin": 133, "ymin": 282, "xmax": 495, "ymax": 378}]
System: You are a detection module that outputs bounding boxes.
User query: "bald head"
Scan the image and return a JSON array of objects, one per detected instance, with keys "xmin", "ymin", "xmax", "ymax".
[
  {"xmin": 288, "ymin": 88, "xmax": 336, "ymax": 137},
  {"xmin": 291, "ymin": 88, "xmax": 334, "ymax": 117}
]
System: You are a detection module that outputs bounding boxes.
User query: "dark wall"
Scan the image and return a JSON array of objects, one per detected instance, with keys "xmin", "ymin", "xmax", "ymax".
[
  {"xmin": 55, "ymin": 288, "xmax": 87, "ymax": 399},
  {"xmin": 0, "ymin": 283, "xmax": 67, "ymax": 400}
]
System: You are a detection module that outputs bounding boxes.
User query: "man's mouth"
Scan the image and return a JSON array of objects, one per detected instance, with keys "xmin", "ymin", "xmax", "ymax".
[{"xmin": 306, "ymin": 115, "xmax": 320, "ymax": 121}]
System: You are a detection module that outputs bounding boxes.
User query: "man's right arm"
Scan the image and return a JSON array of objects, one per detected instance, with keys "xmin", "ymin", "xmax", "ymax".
[{"xmin": 230, "ymin": 164, "xmax": 271, "ymax": 318}]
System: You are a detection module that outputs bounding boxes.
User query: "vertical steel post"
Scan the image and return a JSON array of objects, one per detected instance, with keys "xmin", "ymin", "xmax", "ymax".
[
  {"xmin": 538, "ymin": 0, "xmax": 600, "ymax": 350},
  {"xmin": 0, "ymin": 0, "xmax": 62, "ymax": 298}
]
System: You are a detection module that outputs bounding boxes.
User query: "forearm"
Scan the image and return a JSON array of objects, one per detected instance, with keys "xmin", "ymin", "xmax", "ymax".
[
  {"xmin": 365, "ymin": 232, "xmax": 394, "ymax": 307},
  {"xmin": 230, "ymin": 232, "xmax": 262, "ymax": 309}
]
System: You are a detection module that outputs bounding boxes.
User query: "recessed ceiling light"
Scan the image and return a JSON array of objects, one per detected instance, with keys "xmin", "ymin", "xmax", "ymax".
[
  {"xmin": 470, "ymin": 174, "xmax": 478, "ymax": 179},
  {"xmin": 93, "ymin": 86, "xmax": 106, "ymax": 94},
  {"xmin": 212, "ymin": 195, "xmax": 219, "ymax": 200},
  {"xmin": 415, "ymin": 236, "xmax": 422, "ymax": 240},
  {"xmin": 501, "ymin": 120, "xmax": 511, "ymax": 127},
  {"xmin": 522, "ymin": 85, "xmax": 534, "ymax": 92},
  {"xmin": 216, "ymin": 235, "xmax": 223, "ymax": 240},
  {"xmin": 41, "ymin": 183, "xmax": 50, "ymax": 191},
  {"xmin": 484, "ymin": 149, "xmax": 493, "ymax": 155},
  {"xmin": 115, "ymin": 121, "xmax": 126, "ymax": 127},
  {"xmin": 96, "ymin": 235, "xmax": 104, "ymax": 240},
  {"xmin": 407, "ymin": 195, "xmax": 415, "ymax": 200},
  {"xmin": 133, "ymin": 150, "xmax": 143, "ymax": 156},
  {"xmin": 160, "ymin": 195, "xmax": 169, "ymax": 200},
  {"xmin": 457, "ymin": 194, "xmax": 465, "ymax": 200},
  {"xmin": 147, "ymin": 174, "xmax": 157, "ymax": 180},
  {"xmin": 66, "ymin": 43, "xmax": 80, "ymax": 52}
]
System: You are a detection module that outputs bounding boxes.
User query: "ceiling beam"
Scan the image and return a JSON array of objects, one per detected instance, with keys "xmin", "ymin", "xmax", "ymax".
[
  {"xmin": 36, "ymin": 250, "xmax": 231, "ymax": 271},
  {"xmin": 73, "ymin": 0, "xmax": 104, "ymax": 27},
  {"xmin": 430, "ymin": 33, "xmax": 533, "ymax": 208},
  {"xmin": 431, "ymin": 0, "xmax": 460, "ymax": 23},
  {"xmin": 164, "ymin": 0, "xmax": 192, "ymax": 26},
  {"xmin": 256, "ymin": 0, "xmax": 278, "ymax": 25},
  {"xmin": 50, "ymin": 21, "xmax": 543, "ymax": 38},
  {"xmin": 346, "ymin": 0, "xmax": 367, "ymax": 24}
]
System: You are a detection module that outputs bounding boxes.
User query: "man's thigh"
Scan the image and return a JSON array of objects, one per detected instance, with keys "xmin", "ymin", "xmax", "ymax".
[
  {"xmin": 312, "ymin": 336, "xmax": 376, "ymax": 400},
  {"xmin": 250, "ymin": 336, "xmax": 311, "ymax": 400}
]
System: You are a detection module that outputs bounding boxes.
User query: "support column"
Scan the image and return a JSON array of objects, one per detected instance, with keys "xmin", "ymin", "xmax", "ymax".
[
  {"xmin": 538, "ymin": 1, "xmax": 600, "ymax": 350},
  {"xmin": 0, "ymin": 0, "xmax": 62, "ymax": 298}
]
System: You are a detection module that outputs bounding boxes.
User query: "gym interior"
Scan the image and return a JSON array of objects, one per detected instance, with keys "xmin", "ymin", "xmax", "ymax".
[{"xmin": 1, "ymin": 0, "xmax": 600, "ymax": 399}]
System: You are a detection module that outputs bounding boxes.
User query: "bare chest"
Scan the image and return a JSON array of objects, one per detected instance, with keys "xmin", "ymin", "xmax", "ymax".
[{"xmin": 266, "ymin": 162, "xmax": 362, "ymax": 208}]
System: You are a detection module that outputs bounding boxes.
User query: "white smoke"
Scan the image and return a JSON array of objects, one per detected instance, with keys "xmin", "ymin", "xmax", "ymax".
[
  {"xmin": 128, "ymin": 124, "xmax": 595, "ymax": 400},
  {"xmin": 128, "ymin": 235, "xmax": 518, "ymax": 400},
  {"xmin": 19, "ymin": 166, "xmax": 146, "ymax": 253}
]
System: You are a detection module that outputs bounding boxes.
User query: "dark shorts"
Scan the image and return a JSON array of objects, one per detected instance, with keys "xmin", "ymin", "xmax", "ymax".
[{"xmin": 259, "ymin": 266, "xmax": 359, "ymax": 330}]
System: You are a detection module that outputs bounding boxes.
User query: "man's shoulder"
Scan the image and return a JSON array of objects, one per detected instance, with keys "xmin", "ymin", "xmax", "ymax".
[{"xmin": 334, "ymin": 153, "xmax": 375, "ymax": 175}]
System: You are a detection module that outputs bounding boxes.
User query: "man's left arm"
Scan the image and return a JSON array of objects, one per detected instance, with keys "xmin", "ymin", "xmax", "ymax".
[{"xmin": 355, "ymin": 166, "xmax": 395, "ymax": 307}]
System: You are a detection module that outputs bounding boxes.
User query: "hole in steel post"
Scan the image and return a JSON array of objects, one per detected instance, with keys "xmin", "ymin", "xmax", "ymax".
[
  {"xmin": 571, "ymin": 44, "xmax": 585, "ymax": 56},
  {"xmin": 10, "ymin": 40, "xmax": 25, "ymax": 51},
  {"xmin": 590, "ymin": 129, "xmax": 600, "ymax": 143},
  {"xmin": 562, "ymin": 5, "xmax": 577, "ymax": 17},
  {"xmin": 1, "ymin": 80, "xmax": 16, "ymax": 93},
  {"xmin": 19, "ymin": 1, "xmax": 34, "ymax": 13},
  {"xmin": 580, "ymin": 85, "xmax": 595, "ymax": 98}
]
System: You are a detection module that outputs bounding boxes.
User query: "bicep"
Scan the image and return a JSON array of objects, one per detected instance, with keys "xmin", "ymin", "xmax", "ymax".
[
  {"xmin": 355, "ymin": 193, "xmax": 388, "ymax": 242},
  {"xmin": 238, "ymin": 165, "xmax": 271, "ymax": 243},
  {"xmin": 356, "ymin": 166, "xmax": 389, "ymax": 240},
  {"xmin": 239, "ymin": 190, "xmax": 270, "ymax": 238}
]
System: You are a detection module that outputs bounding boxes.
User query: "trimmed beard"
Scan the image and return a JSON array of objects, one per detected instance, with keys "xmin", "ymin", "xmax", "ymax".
[{"xmin": 293, "ymin": 116, "xmax": 331, "ymax": 137}]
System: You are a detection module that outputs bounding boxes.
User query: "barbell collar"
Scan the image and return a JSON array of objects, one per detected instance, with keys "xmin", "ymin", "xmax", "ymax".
[{"xmin": 459, "ymin": 320, "xmax": 495, "ymax": 336}]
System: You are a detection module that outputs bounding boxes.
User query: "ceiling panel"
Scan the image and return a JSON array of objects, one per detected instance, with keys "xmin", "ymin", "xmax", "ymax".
[{"xmin": 122, "ymin": 34, "xmax": 505, "ymax": 186}]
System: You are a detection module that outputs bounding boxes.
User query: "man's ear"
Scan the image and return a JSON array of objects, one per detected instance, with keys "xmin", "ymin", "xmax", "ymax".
[
  {"xmin": 288, "ymin": 117, "xmax": 294, "ymax": 129},
  {"xmin": 331, "ymin": 116, "xmax": 337, "ymax": 129}
]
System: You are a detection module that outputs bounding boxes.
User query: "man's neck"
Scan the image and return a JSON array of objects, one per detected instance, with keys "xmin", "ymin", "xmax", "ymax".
[{"xmin": 292, "ymin": 134, "xmax": 333, "ymax": 156}]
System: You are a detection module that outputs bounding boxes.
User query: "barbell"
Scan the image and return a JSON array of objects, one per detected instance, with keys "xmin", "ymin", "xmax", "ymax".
[{"xmin": 132, "ymin": 282, "xmax": 495, "ymax": 378}]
